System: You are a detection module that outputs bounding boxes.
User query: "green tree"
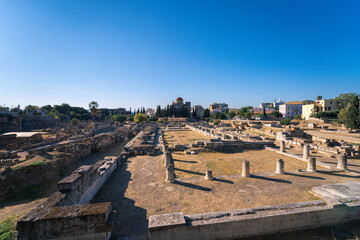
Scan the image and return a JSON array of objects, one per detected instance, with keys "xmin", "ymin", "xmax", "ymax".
[
  {"xmin": 70, "ymin": 118, "xmax": 79, "ymax": 126},
  {"xmin": 134, "ymin": 113, "xmax": 148, "ymax": 123},
  {"xmin": 302, "ymin": 100, "xmax": 314, "ymax": 105},
  {"xmin": 88, "ymin": 101, "xmax": 99, "ymax": 121},
  {"xmin": 317, "ymin": 96, "xmax": 323, "ymax": 100},
  {"xmin": 111, "ymin": 114, "xmax": 127, "ymax": 123},
  {"xmin": 237, "ymin": 106, "xmax": 253, "ymax": 117},
  {"xmin": 271, "ymin": 110, "xmax": 283, "ymax": 119},
  {"xmin": 25, "ymin": 105, "xmax": 39, "ymax": 114},
  {"xmin": 214, "ymin": 111, "xmax": 226, "ymax": 119},
  {"xmin": 335, "ymin": 92, "xmax": 358, "ymax": 110},
  {"xmin": 41, "ymin": 105, "xmax": 53, "ymax": 114},
  {"xmin": 228, "ymin": 111, "xmax": 236, "ymax": 119},
  {"xmin": 343, "ymin": 96, "xmax": 360, "ymax": 129},
  {"xmin": 149, "ymin": 116, "xmax": 158, "ymax": 122},
  {"xmin": 155, "ymin": 105, "xmax": 162, "ymax": 117},
  {"xmin": 201, "ymin": 108, "xmax": 210, "ymax": 119},
  {"xmin": 127, "ymin": 115, "xmax": 134, "ymax": 122},
  {"xmin": 49, "ymin": 109, "xmax": 60, "ymax": 119},
  {"xmin": 262, "ymin": 108, "xmax": 267, "ymax": 118},
  {"xmin": 244, "ymin": 111, "xmax": 252, "ymax": 119}
]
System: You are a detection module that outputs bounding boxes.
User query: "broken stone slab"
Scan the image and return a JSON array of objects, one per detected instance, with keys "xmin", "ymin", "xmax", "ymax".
[{"xmin": 148, "ymin": 212, "xmax": 186, "ymax": 231}]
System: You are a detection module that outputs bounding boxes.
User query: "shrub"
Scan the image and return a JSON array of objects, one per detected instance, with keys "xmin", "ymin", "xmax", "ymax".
[
  {"xmin": 294, "ymin": 115, "xmax": 302, "ymax": 119},
  {"xmin": 314, "ymin": 111, "xmax": 339, "ymax": 119},
  {"xmin": 134, "ymin": 113, "xmax": 148, "ymax": 124},
  {"xmin": 126, "ymin": 116, "xmax": 134, "ymax": 122},
  {"xmin": 149, "ymin": 116, "xmax": 158, "ymax": 122},
  {"xmin": 280, "ymin": 119, "xmax": 292, "ymax": 125},
  {"xmin": 213, "ymin": 119, "xmax": 221, "ymax": 125},
  {"xmin": 111, "ymin": 114, "xmax": 127, "ymax": 123},
  {"xmin": 70, "ymin": 118, "xmax": 79, "ymax": 126}
]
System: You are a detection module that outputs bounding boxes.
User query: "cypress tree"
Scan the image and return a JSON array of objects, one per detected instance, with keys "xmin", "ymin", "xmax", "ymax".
[{"xmin": 344, "ymin": 96, "xmax": 360, "ymax": 129}]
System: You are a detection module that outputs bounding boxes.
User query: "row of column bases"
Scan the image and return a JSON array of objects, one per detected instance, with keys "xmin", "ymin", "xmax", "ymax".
[
  {"xmin": 164, "ymin": 142, "xmax": 349, "ymax": 183},
  {"xmin": 280, "ymin": 141, "xmax": 348, "ymax": 171}
]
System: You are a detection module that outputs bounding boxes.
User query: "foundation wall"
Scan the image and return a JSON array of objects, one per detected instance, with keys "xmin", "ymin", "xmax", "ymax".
[{"xmin": 149, "ymin": 201, "xmax": 360, "ymax": 240}]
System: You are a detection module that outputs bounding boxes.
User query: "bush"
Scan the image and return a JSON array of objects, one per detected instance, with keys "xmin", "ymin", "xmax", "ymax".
[
  {"xmin": 294, "ymin": 115, "xmax": 302, "ymax": 119},
  {"xmin": 111, "ymin": 114, "xmax": 127, "ymax": 123},
  {"xmin": 280, "ymin": 119, "xmax": 292, "ymax": 125},
  {"xmin": 228, "ymin": 111, "xmax": 236, "ymax": 119},
  {"xmin": 126, "ymin": 116, "xmax": 134, "ymax": 122},
  {"xmin": 149, "ymin": 116, "xmax": 158, "ymax": 122},
  {"xmin": 70, "ymin": 118, "xmax": 79, "ymax": 126},
  {"xmin": 134, "ymin": 113, "xmax": 148, "ymax": 124},
  {"xmin": 214, "ymin": 112, "xmax": 226, "ymax": 119},
  {"xmin": 313, "ymin": 111, "xmax": 339, "ymax": 119},
  {"xmin": 213, "ymin": 119, "xmax": 221, "ymax": 125}
]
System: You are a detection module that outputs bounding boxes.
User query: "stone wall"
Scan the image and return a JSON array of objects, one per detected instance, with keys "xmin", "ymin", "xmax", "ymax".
[
  {"xmin": 149, "ymin": 199, "xmax": 360, "ymax": 240},
  {"xmin": 187, "ymin": 124, "xmax": 274, "ymax": 149},
  {"xmin": 16, "ymin": 156, "xmax": 119, "ymax": 240}
]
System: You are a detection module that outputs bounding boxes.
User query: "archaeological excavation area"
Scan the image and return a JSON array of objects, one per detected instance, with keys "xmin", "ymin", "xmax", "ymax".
[{"xmin": 5, "ymin": 119, "xmax": 360, "ymax": 239}]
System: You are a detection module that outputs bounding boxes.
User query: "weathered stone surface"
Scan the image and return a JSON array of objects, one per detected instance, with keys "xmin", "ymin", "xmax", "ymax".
[{"xmin": 149, "ymin": 212, "xmax": 186, "ymax": 231}]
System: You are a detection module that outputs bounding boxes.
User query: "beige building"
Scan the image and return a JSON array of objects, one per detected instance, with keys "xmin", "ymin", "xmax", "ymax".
[{"xmin": 302, "ymin": 99, "xmax": 337, "ymax": 120}]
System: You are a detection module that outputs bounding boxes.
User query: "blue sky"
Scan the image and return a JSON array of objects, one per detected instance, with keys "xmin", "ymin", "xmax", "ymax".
[{"xmin": 0, "ymin": 0, "xmax": 359, "ymax": 110}]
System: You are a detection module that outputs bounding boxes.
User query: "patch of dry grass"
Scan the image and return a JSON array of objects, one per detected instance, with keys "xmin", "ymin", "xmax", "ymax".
[
  {"xmin": 164, "ymin": 129, "xmax": 209, "ymax": 147},
  {"xmin": 172, "ymin": 148, "xmax": 308, "ymax": 179}
]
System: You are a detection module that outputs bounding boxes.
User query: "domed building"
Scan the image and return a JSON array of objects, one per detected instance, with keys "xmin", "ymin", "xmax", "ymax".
[{"xmin": 171, "ymin": 97, "xmax": 191, "ymax": 117}]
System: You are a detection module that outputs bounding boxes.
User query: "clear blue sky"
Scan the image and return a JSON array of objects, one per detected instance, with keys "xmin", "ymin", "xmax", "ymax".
[{"xmin": 1, "ymin": 0, "xmax": 359, "ymax": 110}]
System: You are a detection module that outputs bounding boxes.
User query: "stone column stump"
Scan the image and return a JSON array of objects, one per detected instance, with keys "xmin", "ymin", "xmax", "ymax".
[
  {"xmin": 280, "ymin": 141, "xmax": 285, "ymax": 152},
  {"xmin": 275, "ymin": 159, "xmax": 285, "ymax": 174},
  {"xmin": 303, "ymin": 144, "xmax": 310, "ymax": 160},
  {"xmin": 337, "ymin": 154, "xmax": 348, "ymax": 171},
  {"xmin": 307, "ymin": 157, "xmax": 317, "ymax": 172},
  {"xmin": 164, "ymin": 151, "xmax": 171, "ymax": 167},
  {"xmin": 166, "ymin": 164, "xmax": 175, "ymax": 183},
  {"xmin": 205, "ymin": 169, "xmax": 213, "ymax": 180},
  {"xmin": 242, "ymin": 160, "xmax": 250, "ymax": 177}
]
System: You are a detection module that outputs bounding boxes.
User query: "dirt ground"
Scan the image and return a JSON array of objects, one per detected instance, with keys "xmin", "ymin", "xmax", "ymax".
[
  {"xmin": 172, "ymin": 148, "xmax": 308, "ymax": 179},
  {"xmin": 92, "ymin": 150, "xmax": 360, "ymax": 240},
  {"xmin": 90, "ymin": 129, "xmax": 360, "ymax": 239},
  {"xmin": 281, "ymin": 145, "xmax": 360, "ymax": 174},
  {"xmin": 164, "ymin": 129, "xmax": 209, "ymax": 147}
]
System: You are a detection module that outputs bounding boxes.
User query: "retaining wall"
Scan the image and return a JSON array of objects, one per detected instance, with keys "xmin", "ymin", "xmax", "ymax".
[{"xmin": 149, "ymin": 199, "xmax": 360, "ymax": 240}]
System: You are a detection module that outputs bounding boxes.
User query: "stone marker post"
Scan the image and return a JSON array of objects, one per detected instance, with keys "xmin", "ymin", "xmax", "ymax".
[
  {"xmin": 280, "ymin": 141, "xmax": 285, "ymax": 152},
  {"xmin": 242, "ymin": 160, "xmax": 250, "ymax": 177},
  {"xmin": 275, "ymin": 159, "xmax": 285, "ymax": 174},
  {"xmin": 164, "ymin": 151, "xmax": 171, "ymax": 167},
  {"xmin": 166, "ymin": 164, "xmax": 175, "ymax": 183},
  {"xmin": 337, "ymin": 154, "xmax": 348, "ymax": 170},
  {"xmin": 307, "ymin": 157, "xmax": 317, "ymax": 172},
  {"xmin": 303, "ymin": 144, "xmax": 310, "ymax": 160},
  {"xmin": 205, "ymin": 169, "xmax": 213, "ymax": 180}
]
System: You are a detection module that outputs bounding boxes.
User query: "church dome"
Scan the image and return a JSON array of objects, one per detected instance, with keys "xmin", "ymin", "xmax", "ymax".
[{"xmin": 175, "ymin": 97, "xmax": 184, "ymax": 105}]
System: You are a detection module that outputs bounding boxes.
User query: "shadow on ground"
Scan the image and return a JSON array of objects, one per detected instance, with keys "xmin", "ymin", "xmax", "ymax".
[{"xmin": 91, "ymin": 160, "xmax": 148, "ymax": 240}]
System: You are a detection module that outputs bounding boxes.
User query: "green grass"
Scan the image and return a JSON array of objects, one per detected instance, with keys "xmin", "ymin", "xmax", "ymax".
[
  {"xmin": 29, "ymin": 160, "xmax": 47, "ymax": 166},
  {"xmin": 0, "ymin": 216, "xmax": 17, "ymax": 240}
]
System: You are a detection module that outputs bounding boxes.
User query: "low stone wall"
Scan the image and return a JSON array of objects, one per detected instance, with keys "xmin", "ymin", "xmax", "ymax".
[
  {"xmin": 123, "ymin": 127, "xmax": 157, "ymax": 156},
  {"xmin": 149, "ymin": 199, "xmax": 360, "ymax": 240},
  {"xmin": 187, "ymin": 124, "xmax": 274, "ymax": 149},
  {"xmin": 17, "ymin": 156, "xmax": 119, "ymax": 239}
]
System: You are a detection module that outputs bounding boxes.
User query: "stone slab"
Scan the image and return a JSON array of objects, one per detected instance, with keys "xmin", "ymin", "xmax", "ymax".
[{"xmin": 149, "ymin": 212, "xmax": 186, "ymax": 231}]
